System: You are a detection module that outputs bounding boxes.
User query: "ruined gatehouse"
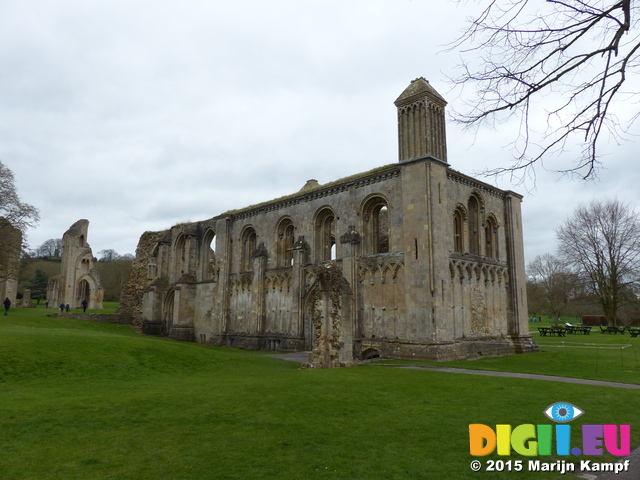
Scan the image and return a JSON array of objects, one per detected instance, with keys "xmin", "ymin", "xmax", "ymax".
[{"xmin": 120, "ymin": 78, "xmax": 538, "ymax": 362}]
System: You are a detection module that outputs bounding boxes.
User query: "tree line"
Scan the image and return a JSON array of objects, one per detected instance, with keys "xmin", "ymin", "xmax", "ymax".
[{"xmin": 527, "ymin": 198, "xmax": 640, "ymax": 326}]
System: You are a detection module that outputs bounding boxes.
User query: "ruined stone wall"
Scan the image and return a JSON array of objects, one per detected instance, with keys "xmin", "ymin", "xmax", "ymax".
[
  {"xmin": 357, "ymin": 253, "xmax": 406, "ymax": 339},
  {"xmin": 47, "ymin": 219, "xmax": 104, "ymax": 310},
  {"xmin": 131, "ymin": 159, "xmax": 535, "ymax": 360},
  {"xmin": 117, "ymin": 230, "xmax": 162, "ymax": 326},
  {"xmin": 124, "ymin": 78, "xmax": 537, "ymax": 362},
  {"xmin": 0, "ymin": 217, "xmax": 21, "ymax": 305},
  {"xmin": 443, "ymin": 170, "xmax": 512, "ymax": 342}
]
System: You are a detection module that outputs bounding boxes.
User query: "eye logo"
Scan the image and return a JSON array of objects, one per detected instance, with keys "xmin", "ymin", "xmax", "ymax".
[{"xmin": 544, "ymin": 402, "xmax": 584, "ymax": 423}]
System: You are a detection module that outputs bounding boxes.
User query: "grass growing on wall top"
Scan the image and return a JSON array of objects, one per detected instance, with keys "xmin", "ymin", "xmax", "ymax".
[{"xmin": 1, "ymin": 307, "xmax": 638, "ymax": 479}]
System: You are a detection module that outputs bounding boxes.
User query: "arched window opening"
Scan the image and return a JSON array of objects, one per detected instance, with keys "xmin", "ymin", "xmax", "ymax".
[
  {"xmin": 468, "ymin": 195, "xmax": 481, "ymax": 255},
  {"xmin": 203, "ymin": 229, "xmax": 217, "ymax": 279},
  {"xmin": 153, "ymin": 243, "xmax": 170, "ymax": 279},
  {"xmin": 485, "ymin": 217, "xmax": 499, "ymax": 259},
  {"xmin": 276, "ymin": 219, "xmax": 295, "ymax": 267},
  {"xmin": 285, "ymin": 224, "xmax": 295, "ymax": 265},
  {"xmin": 176, "ymin": 235, "xmax": 187, "ymax": 276},
  {"xmin": 314, "ymin": 208, "xmax": 335, "ymax": 262},
  {"xmin": 363, "ymin": 196, "xmax": 390, "ymax": 255},
  {"xmin": 241, "ymin": 227, "xmax": 257, "ymax": 271},
  {"xmin": 376, "ymin": 206, "xmax": 389, "ymax": 253},
  {"xmin": 453, "ymin": 209, "xmax": 464, "ymax": 253}
]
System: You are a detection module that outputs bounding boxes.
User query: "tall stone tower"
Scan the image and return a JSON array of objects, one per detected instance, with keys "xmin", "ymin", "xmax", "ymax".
[{"xmin": 394, "ymin": 77, "xmax": 448, "ymax": 163}]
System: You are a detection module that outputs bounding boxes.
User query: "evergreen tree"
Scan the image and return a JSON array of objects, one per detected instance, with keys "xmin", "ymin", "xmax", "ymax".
[{"xmin": 28, "ymin": 268, "xmax": 49, "ymax": 303}]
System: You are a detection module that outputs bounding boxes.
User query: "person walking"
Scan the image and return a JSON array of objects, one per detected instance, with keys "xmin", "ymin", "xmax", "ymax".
[
  {"xmin": 81, "ymin": 299, "xmax": 88, "ymax": 312},
  {"xmin": 3, "ymin": 297, "xmax": 10, "ymax": 316},
  {"xmin": 59, "ymin": 303, "xmax": 65, "ymax": 313}
]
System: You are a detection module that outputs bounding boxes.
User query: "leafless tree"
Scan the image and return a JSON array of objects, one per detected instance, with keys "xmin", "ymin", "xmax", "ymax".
[
  {"xmin": 0, "ymin": 160, "xmax": 39, "ymax": 282},
  {"xmin": 36, "ymin": 238, "xmax": 63, "ymax": 258},
  {"xmin": 557, "ymin": 198, "xmax": 640, "ymax": 325},
  {"xmin": 98, "ymin": 249, "xmax": 120, "ymax": 262},
  {"xmin": 527, "ymin": 253, "xmax": 580, "ymax": 325},
  {"xmin": 448, "ymin": 0, "xmax": 640, "ymax": 181},
  {"xmin": 0, "ymin": 160, "xmax": 39, "ymax": 234}
]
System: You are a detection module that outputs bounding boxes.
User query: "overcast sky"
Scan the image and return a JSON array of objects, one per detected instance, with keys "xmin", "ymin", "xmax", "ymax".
[{"xmin": 3, "ymin": 0, "xmax": 639, "ymax": 264}]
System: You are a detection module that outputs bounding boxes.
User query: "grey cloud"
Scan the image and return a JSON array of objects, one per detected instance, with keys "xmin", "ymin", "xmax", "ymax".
[{"xmin": 2, "ymin": 1, "xmax": 639, "ymax": 267}]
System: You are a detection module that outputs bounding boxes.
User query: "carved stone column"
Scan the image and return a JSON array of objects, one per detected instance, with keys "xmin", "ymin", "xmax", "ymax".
[
  {"xmin": 291, "ymin": 236, "xmax": 309, "ymax": 345},
  {"xmin": 340, "ymin": 225, "xmax": 360, "ymax": 353},
  {"xmin": 251, "ymin": 242, "xmax": 268, "ymax": 341}
]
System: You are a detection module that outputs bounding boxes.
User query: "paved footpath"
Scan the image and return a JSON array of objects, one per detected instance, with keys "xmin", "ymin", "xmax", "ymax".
[
  {"xmin": 265, "ymin": 353, "xmax": 640, "ymax": 479},
  {"xmin": 372, "ymin": 364, "xmax": 640, "ymax": 389}
]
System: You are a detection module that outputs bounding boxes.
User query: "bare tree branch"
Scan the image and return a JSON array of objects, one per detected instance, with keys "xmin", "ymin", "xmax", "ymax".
[
  {"xmin": 447, "ymin": 0, "xmax": 640, "ymax": 181},
  {"xmin": 0, "ymin": 160, "xmax": 40, "ymax": 234}
]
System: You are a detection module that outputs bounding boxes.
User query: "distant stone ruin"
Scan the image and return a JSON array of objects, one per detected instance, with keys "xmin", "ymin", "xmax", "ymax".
[
  {"xmin": 47, "ymin": 219, "xmax": 104, "ymax": 310},
  {"xmin": 16, "ymin": 289, "xmax": 36, "ymax": 308},
  {"xmin": 0, "ymin": 217, "xmax": 21, "ymax": 306}
]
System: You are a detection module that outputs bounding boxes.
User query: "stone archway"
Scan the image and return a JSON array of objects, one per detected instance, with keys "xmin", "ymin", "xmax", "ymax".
[
  {"xmin": 74, "ymin": 274, "xmax": 104, "ymax": 309},
  {"xmin": 76, "ymin": 279, "xmax": 90, "ymax": 308}
]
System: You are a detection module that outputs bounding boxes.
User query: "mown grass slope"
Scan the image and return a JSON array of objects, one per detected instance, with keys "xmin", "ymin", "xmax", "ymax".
[{"xmin": 1, "ymin": 308, "xmax": 638, "ymax": 479}]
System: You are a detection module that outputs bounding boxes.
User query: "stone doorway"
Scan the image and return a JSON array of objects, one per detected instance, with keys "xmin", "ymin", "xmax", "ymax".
[{"xmin": 76, "ymin": 279, "xmax": 90, "ymax": 307}]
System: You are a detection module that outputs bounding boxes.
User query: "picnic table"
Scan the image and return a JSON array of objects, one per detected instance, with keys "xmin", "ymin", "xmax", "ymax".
[
  {"xmin": 599, "ymin": 325, "xmax": 626, "ymax": 334},
  {"xmin": 565, "ymin": 325, "xmax": 591, "ymax": 335},
  {"xmin": 538, "ymin": 327, "xmax": 566, "ymax": 337},
  {"xmin": 627, "ymin": 328, "xmax": 640, "ymax": 338}
]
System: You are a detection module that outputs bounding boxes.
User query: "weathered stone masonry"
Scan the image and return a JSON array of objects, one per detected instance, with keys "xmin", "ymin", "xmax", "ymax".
[
  {"xmin": 47, "ymin": 219, "xmax": 104, "ymax": 310},
  {"xmin": 119, "ymin": 78, "xmax": 538, "ymax": 362},
  {"xmin": 0, "ymin": 217, "xmax": 21, "ymax": 306}
]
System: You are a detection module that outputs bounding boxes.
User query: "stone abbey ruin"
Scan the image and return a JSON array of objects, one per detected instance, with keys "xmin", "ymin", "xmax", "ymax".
[
  {"xmin": 119, "ymin": 78, "xmax": 538, "ymax": 364},
  {"xmin": 47, "ymin": 219, "xmax": 104, "ymax": 310}
]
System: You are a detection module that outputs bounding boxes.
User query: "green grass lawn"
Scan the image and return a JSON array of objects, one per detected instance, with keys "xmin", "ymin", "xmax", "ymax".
[{"xmin": 1, "ymin": 307, "xmax": 639, "ymax": 479}]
